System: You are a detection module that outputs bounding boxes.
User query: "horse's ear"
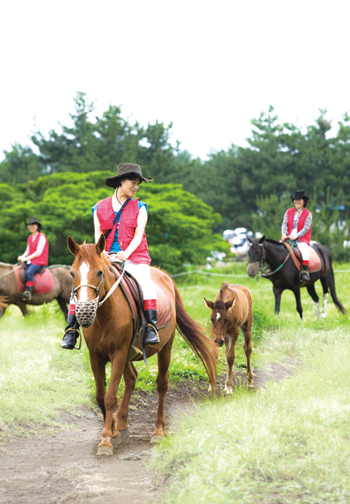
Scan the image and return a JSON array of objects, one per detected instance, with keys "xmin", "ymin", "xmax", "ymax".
[
  {"xmin": 247, "ymin": 236, "xmax": 253, "ymax": 243},
  {"xmin": 67, "ymin": 236, "xmax": 80, "ymax": 256},
  {"xmin": 259, "ymin": 235, "xmax": 265, "ymax": 244},
  {"xmin": 203, "ymin": 297, "xmax": 214, "ymax": 310},
  {"xmin": 225, "ymin": 298, "xmax": 235, "ymax": 310},
  {"xmin": 95, "ymin": 233, "xmax": 106, "ymax": 256}
]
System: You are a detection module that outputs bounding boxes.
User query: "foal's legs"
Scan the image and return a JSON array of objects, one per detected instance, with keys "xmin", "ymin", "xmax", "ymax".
[
  {"xmin": 307, "ymin": 284, "xmax": 320, "ymax": 319},
  {"xmin": 153, "ymin": 334, "xmax": 174, "ymax": 438},
  {"xmin": 241, "ymin": 320, "xmax": 254, "ymax": 388},
  {"xmin": 224, "ymin": 327, "xmax": 239, "ymax": 394}
]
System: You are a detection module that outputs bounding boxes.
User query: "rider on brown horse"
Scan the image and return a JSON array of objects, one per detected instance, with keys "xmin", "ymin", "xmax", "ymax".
[
  {"xmin": 17, "ymin": 217, "xmax": 49, "ymax": 302},
  {"xmin": 61, "ymin": 163, "xmax": 160, "ymax": 350},
  {"xmin": 281, "ymin": 191, "xmax": 312, "ymax": 283}
]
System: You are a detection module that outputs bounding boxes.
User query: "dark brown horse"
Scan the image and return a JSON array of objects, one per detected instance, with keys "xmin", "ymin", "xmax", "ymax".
[
  {"xmin": 204, "ymin": 282, "xmax": 254, "ymax": 393},
  {"xmin": 247, "ymin": 236, "xmax": 346, "ymax": 319},
  {"xmin": 0, "ymin": 262, "xmax": 73, "ymax": 319},
  {"xmin": 67, "ymin": 234, "xmax": 217, "ymax": 455}
]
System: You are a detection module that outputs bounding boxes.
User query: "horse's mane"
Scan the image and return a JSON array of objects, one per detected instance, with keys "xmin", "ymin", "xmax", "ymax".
[
  {"xmin": 214, "ymin": 281, "xmax": 230, "ymax": 310},
  {"xmin": 75, "ymin": 243, "xmax": 109, "ymax": 269},
  {"xmin": 265, "ymin": 238, "xmax": 285, "ymax": 247}
]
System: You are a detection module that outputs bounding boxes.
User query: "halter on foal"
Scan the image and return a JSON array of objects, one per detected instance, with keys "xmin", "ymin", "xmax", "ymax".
[
  {"xmin": 204, "ymin": 282, "xmax": 254, "ymax": 393},
  {"xmin": 67, "ymin": 234, "xmax": 217, "ymax": 455}
]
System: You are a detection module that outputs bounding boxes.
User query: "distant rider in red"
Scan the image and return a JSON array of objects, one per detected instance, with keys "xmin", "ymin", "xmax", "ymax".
[{"xmin": 17, "ymin": 217, "xmax": 49, "ymax": 301}]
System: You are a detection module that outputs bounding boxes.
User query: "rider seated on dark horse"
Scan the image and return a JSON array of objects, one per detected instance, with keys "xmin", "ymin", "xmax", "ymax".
[
  {"xmin": 61, "ymin": 163, "xmax": 160, "ymax": 350},
  {"xmin": 17, "ymin": 216, "xmax": 49, "ymax": 302},
  {"xmin": 281, "ymin": 190, "xmax": 312, "ymax": 283}
]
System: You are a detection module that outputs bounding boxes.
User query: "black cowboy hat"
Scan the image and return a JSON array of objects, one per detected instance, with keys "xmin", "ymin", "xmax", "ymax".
[
  {"xmin": 291, "ymin": 191, "xmax": 310, "ymax": 207},
  {"xmin": 25, "ymin": 216, "xmax": 41, "ymax": 227},
  {"xmin": 105, "ymin": 163, "xmax": 153, "ymax": 189}
]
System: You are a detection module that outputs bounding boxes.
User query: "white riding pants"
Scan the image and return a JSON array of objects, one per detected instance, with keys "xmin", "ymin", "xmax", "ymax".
[
  {"xmin": 124, "ymin": 260, "xmax": 156, "ymax": 300},
  {"xmin": 297, "ymin": 242, "xmax": 309, "ymax": 262}
]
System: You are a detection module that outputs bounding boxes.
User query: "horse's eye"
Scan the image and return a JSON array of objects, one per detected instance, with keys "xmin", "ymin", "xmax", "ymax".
[
  {"xmin": 225, "ymin": 319, "xmax": 229, "ymax": 324},
  {"xmin": 70, "ymin": 271, "xmax": 75, "ymax": 279},
  {"xmin": 96, "ymin": 271, "xmax": 103, "ymax": 278},
  {"xmin": 210, "ymin": 318, "xmax": 214, "ymax": 324}
]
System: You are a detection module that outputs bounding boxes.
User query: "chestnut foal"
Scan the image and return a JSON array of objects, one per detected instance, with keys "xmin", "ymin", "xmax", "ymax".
[{"xmin": 204, "ymin": 282, "xmax": 254, "ymax": 393}]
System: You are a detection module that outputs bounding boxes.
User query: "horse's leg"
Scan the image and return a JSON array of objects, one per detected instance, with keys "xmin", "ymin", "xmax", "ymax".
[
  {"xmin": 320, "ymin": 278, "xmax": 329, "ymax": 319},
  {"xmin": 293, "ymin": 289, "xmax": 303, "ymax": 319},
  {"xmin": 307, "ymin": 284, "xmax": 320, "ymax": 319},
  {"xmin": 89, "ymin": 356, "xmax": 107, "ymax": 419},
  {"xmin": 0, "ymin": 307, "xmax": 6, "ymax": 318},
  {"xmin": 56, "ymin": 296, "xmax": 68, "ymax": 321},
  {"xmin": 224, "ymin": 327, "xmax": 239, "ymax": 394},
  {"xmin": 273, "ymin": 285, "xmax": 283, "ymax": 315},
  {"xmin": 17, "ymin": 300, "xmax": 28, "ymax": 316},
  {"xmin": 97, "ymin": 351, "xmax": 127, "ymax": 453},
  {"xmin": 115, "ymin": 362, "xmax": 138, "ymax": 433},
  {"xmin": 241, "ymin": 321, "xmax": 254, "ymax": 388},
  {"xmin": 153, "ymin": 334, "xmax": 174, "ymax": 439}
]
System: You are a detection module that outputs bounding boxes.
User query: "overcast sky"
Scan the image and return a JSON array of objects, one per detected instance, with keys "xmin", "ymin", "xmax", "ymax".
[{"xmin": 0, "ymin": 0, "xmax": 349, "ymax": 161}]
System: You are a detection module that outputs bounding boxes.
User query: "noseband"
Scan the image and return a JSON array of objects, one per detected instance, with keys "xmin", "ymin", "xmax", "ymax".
[{"xmin": 73, "ymin": 264, "xmax": 126, "ymax": 327}]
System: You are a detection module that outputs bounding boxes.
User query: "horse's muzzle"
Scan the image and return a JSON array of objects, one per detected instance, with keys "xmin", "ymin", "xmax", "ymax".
[
  {"xmin": 76, "ymin": 297, "xmax": 99, "ymax": 327},
  {"xmin": 247, "ymin": 262, "xmax": 260, "ymax": 278}
]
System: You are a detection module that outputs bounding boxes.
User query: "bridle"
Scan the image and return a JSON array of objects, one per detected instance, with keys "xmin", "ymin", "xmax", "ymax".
[
  {"xmin": 258, "ymin": 240, "xmax": 295, "ymax": 277},
  {"xmin": 72, "ymin": 262, "xmax": 126, "ymax": 327}
]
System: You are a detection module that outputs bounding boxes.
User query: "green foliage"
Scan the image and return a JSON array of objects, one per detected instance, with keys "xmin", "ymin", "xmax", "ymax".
[{"xmin": 0, "ymin": 174, "xmax": 228, "ymax": 272}]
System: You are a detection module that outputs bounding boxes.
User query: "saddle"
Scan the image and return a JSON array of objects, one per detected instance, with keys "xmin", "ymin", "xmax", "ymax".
[
  {"xmin": 283, "ymin": 242, "xmax": 322, "ymax": 273},
  {"xmin": 15, "ymin": 265, "xmax": 54, "ymax": 295},
  {"xmin": 109, "ymin": 262, "xmax": 172, "ymax": 362}
]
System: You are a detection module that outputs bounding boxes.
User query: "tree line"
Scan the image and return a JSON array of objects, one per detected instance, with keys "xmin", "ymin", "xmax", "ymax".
[{"xmin": 1, "ymin": 92, "xmax": 350, "ymax": 262}]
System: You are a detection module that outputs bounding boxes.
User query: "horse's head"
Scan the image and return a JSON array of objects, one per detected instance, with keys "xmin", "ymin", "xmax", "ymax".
[
  {"xmin": 203, "ymin": 282, "xmax": 235, "ymax": 347},
  {"xmin": 67, "ymin": 234, "xmax": 108, "ymax": 327},
  {"xmin": 246, "ymin": 235, "xmax": 265, "ymax": 278}
]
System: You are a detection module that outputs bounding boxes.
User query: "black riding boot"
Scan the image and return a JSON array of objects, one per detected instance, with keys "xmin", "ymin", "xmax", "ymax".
[
  {"xmin": 22, "ymin": 286, "xmax": 33, "ymax": 302},
  {"xmin": 61, "ymin": 299, "xmax": 80, "ymax": 349},
  {"xmin": 300, "ymin": 264, "xmax": 309, "ymax": 283},
  {"xmin": 143, "ymin": 310, "xmax": 159, "ymax": 345}
]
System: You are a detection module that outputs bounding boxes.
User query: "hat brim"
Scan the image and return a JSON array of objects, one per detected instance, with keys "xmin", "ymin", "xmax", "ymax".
[
  {"xmin": 105, "ymin": 173, "xmax": 153, "ymax": 189},
  {"xmin": 25, "ymin": 221, "xmax": 41, "ymax": 226},
  {"xmin": 291, "ymin": 196, "xmax": 310, "ymax": 205}
]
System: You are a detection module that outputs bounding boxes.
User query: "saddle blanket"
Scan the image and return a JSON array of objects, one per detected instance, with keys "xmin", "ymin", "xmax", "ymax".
[
  {"xmin": 15, "ymin": 267, "xmax": 54, "ymax": 295},
  {"xmin": 284, "ymin": 242, "xmax": 322, "ymax": 273},
  {"xmin": 120, "ymin": 272, "xmax": 172, "ymax": 329}
]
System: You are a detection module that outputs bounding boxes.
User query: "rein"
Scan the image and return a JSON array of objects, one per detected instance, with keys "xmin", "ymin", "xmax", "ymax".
[
  {"xmin": 260, "ymin": 240, "xmax": 295, "ymax": 277},
  {"xmin": 0, "ymin": 263, "xmax": 22, "ymax": 281}
]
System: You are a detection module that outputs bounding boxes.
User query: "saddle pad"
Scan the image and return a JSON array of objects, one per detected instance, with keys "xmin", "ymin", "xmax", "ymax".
[
  {"xmin": 120, "ymin": 275, "xmax": 171, "ymax": 329},
  {"xmin": 15, "ymin": 268, "xmax": 54, "ymax": 295},
  {"xmin": 284, "ymin": 243, "xmax": 322, "ymax": 273}
]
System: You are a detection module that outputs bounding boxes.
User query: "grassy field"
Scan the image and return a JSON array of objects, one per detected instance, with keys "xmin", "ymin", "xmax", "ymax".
[{"xmin": 1, "ymin": 260, "xmax": 349, "ymax": 503}]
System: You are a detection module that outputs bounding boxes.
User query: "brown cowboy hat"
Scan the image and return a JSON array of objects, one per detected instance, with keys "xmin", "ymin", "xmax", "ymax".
[
  {"xmin": 105, "ymin": 163, "xmax": 153, "ymax": 189},
  {"xmin": 291, "ymin": 191, "xmax": 310, "ymax": 207},
  {"xmin": 25, "ymin": 216, "xmax": 41, "ymax": 227}
]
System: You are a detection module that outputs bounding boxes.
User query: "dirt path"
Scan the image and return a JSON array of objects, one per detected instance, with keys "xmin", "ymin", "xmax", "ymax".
[{"xmin": 0, "ymin": 362, "xmax": 299, "ymax": 504}]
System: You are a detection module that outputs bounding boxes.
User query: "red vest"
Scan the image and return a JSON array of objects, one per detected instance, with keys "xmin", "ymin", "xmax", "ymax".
[
  {"xmin": 96, "ymin": 197, "xmax": 151, "ymax": 265},
  {"xmin": 28, "ymin": 232, "xmax": 49, "ymax": 266},
  {"xmin": 286, "ymin": 207, "xmax": 311, "ymax": 244}
]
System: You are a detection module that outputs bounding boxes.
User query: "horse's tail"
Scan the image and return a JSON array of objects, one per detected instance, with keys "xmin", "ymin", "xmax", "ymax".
[
  {"xmin": 328, "ymin": 265, "xmax": 347, "ymax": 314},
  {"xmin": 173, "ymin": 281, "xmax": 217, "ymax": 390},
  {"xmin": 318, "ymin": 245, "xmax": 347, "ymax": 314}
]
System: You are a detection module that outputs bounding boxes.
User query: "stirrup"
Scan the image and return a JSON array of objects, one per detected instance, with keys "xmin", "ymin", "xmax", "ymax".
[
  {"xmin": 61, "ymin": 327, "xmax": 81, "ymax": 350},
  {"xmin": 22, "ymin": 290, "xmax": 32, "ymax": 302},
  {"xmin": 144, "ymin": 323, "xmax": 160, "ymax": 345}
]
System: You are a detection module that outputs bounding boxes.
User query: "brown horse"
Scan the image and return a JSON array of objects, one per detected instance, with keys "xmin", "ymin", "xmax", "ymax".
[
  {"xmin": 67, "ymin": 234, "xmax": 217, "ymax": 455},
  {"xmin": 0, "ymin": 262, "xmax": 73, "ymax": 319},
  {"xmin": 204, "ymin": 282, "xmax": 254, "ymax": 393}
]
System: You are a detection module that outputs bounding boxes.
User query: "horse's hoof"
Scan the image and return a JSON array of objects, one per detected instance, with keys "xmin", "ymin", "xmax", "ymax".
[
  {"xmin": 96, "ymin": 443, "xmax": 114, "ymax": 456},
  {"xmin": 150, "ymin": 435, "xmax": 164, "ymax": 444},
  {"xmin": 111, "ymin": 429, "xmax": 129, "ymax": 448}
]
